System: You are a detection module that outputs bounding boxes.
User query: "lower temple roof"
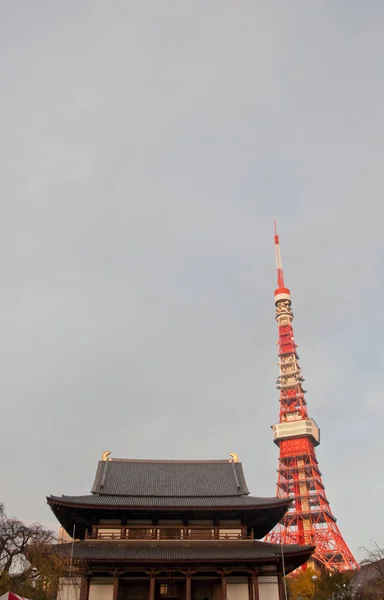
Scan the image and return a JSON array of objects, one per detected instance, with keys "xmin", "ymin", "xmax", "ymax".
[{"xmin": 55, "ymin": 539, "xmax": 314, "ymax": 572}]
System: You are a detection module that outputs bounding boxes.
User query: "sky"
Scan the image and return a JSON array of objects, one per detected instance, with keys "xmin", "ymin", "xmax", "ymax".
[{"xmin": 0, "ymin": 1, "xmax": 383, "ymax": 563}]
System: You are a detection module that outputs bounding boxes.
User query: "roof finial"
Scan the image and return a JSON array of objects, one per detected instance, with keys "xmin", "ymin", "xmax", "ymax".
[
  {"xmin": 102, "ymin": 451, "xmax": 111, "ymax": 461},
  {"xmin": 229, "ymin": 453, "xmax": 239, "ymax": 463}
]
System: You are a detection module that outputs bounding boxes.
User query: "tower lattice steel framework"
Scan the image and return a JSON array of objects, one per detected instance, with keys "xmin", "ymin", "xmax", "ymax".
[{"xmin": 265, "ymin": 223, "xmax": 358, "ymax": 572}]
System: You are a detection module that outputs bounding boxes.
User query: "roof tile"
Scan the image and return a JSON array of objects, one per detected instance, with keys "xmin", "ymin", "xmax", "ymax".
[{"xmin": 91, "ymin": 460, "xmax": 249, "ymax": 497}]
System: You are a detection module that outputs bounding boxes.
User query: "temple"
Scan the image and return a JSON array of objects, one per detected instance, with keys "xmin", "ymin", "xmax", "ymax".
[{"xmin": 48, "ymin": 455, "xmax": 314, "ymax": 600}]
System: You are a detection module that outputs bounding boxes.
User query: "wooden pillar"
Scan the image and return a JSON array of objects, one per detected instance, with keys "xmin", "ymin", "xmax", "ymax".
[
  {"xmin": 252, "ymin": 573, "xmax": 259, "ymax": 600},
  {"xmin": 149, "ymin": 572, "xmax": 156, "ymax": 600},
  {"xmin": 185, "ymin": 572, "xmax": 191, "ymax": 600},
  {"xmin": 79, "ymin": 577, "xmax": 90, "ymax": 600},
  {"xmin": 248, "ymin": 577, "xmax": 253, "ymax": 600},
  {"xmin": 221, "ymin": 573, "xmax": 227, "ymax": 600},
  {"xmin": 278, "ymin": 574, "xmax": 286, "ymax": 600},
  {"xmin": 113, "ymin": 573, "xmax": 119, "ymax": 600}
]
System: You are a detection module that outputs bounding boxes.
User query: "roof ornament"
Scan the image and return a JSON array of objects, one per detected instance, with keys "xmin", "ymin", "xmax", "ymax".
[
  {"xmin": 101, "ymin": 451, "xmax": 111, "ymax": 462},
  {"xmin": 229, "ymin": 453, "xmax": 239, "ymax": 463}
]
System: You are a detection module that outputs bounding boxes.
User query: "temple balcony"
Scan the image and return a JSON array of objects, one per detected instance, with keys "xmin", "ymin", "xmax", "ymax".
[{"xmin": 85, "ymin": 526, "xmax": 252, "ymax": 541}]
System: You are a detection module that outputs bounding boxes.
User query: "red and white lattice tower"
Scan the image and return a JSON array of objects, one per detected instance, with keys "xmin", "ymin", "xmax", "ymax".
[{"xmin": 265, "ymin": 223, "xmax": 358, "ymax": 572}]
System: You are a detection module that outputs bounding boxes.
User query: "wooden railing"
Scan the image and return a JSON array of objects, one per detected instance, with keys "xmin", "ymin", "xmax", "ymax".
[{"xmin": 85, "ymin": 527, "xmax": 252, "ymax": 541}]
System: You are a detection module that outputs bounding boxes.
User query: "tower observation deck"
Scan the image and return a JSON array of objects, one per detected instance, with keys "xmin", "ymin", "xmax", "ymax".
[{"xmin": 264, "ymin": 223, "xmax": 358, "ymax": 572}]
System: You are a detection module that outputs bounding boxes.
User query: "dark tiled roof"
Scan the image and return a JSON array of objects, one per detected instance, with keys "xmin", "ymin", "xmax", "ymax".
[
  {"xmin": 48, "ymin": 494, "xmax": 290, "ymax": 510},
  {"xmin": 91, "ymin": 460, "xmax": 249, "ymax": 497},
  {"xmin": 55, "ymin": 540, "xmax": 314, "ymax": 565}
]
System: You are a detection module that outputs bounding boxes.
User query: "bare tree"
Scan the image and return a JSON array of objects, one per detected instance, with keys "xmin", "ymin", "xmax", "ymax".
[
  {"xmin": 0, "ymin": 504, "xmax": 74, "ymax": 600},
  {"xmin": 355, "ymin": 544, "xmax": 384, "ymax": 599}
]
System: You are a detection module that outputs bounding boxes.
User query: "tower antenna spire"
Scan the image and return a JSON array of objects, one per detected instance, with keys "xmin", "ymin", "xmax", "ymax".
[
  {"xmin": 273, "ymin": 222, "xmax": 291, "ymax": 304},
  {"xmin": 274, "ymin": 220, "xmax": 285, "ymax": 289}
]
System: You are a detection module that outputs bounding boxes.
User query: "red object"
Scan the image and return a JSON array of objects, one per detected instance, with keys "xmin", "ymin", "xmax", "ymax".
[
  {"xmin": 0, "ymin": 593, "xmax": 32, "ymax": 600},
  {"xmin": 265, "ymin": 224, "xmax": 359, "ymax": 571}
]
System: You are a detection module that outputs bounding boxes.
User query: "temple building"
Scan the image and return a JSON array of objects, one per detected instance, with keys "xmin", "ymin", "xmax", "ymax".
[{"xmin": 48, "ymin": 454, "xmax": 313, "ymax": 600}]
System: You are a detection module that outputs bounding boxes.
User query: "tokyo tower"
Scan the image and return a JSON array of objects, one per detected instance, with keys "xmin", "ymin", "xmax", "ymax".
[{"xmin": 265, "ymin": 223, "xmax": 358, "ymax": 571}]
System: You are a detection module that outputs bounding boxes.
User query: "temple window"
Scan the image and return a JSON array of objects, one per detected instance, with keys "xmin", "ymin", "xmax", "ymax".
[
  {"xmin": 96, "ymin": 528, "xmax": 122, "ymax": 539},
  {"xmin": 188, "ymin": 528, "xmax": 214, "ymax": 539},
  {"xmin": 218, "ymin": 528, "xmax": 242, "ymax": 539},
  {"xmin": 126, "ymin": 528, "xmax": 153, "ymax": 539},
  {"xmin": 160, "ymin": 584, "xmax": 180, "ymax": 597},
  {"xmin": 157, "ymin": 527, "xmax": 183, "ymax": 539}
]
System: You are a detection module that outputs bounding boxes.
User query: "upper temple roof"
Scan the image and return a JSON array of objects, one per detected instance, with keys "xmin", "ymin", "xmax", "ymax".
[
  {"xmin": 91, "ymin": 459, "xmax": 250, "ymax": 497},
  {"xmin": 47, "ymin": 456, "xmax": 291, "ymax": 538}
]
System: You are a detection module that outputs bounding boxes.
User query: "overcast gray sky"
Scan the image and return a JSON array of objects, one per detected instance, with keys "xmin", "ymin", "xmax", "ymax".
[{"xmin": 0, "ymin": 1, "xmax": 383, "ymax": 561}]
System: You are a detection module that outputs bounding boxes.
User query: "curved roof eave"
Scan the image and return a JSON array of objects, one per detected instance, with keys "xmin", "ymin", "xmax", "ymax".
[{"xmin": 47, "ymin": 494, "xmax": 291, "ymax": 511}]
